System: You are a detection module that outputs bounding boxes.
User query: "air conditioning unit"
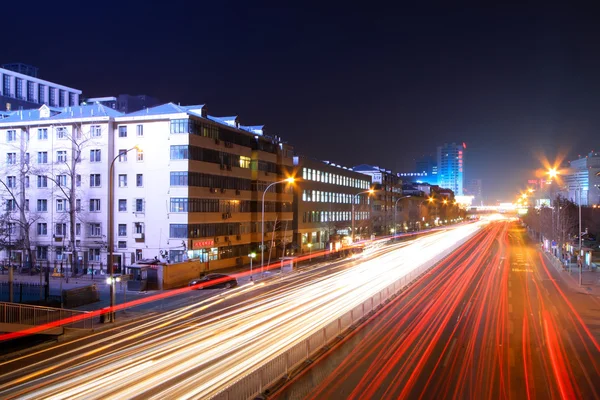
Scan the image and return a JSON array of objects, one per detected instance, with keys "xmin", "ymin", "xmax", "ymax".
[
  {"xmin": 214, "ymin": 237, "xmax": 219, "ymax": 243},
  {"xmin": 210, "ymin": 188, "xmax": 217, "ymax": 193},
  {"xmin": 224, "ymin": 236, "xmax": 230, "ymax": 242},
  {"xmin": 220, "ymin": 188, "xmax": 226, "ymax": 194},
  {"xmin": 236, "ymin": 234, "xmax": 241, "ymax": 240},
  {"xmin": 226, "ymin": 165, "xmax": 232, "ymax": 171},
  {"xmin": 235, "ymin": 190, "xmax": 241, "ymax": 195}
]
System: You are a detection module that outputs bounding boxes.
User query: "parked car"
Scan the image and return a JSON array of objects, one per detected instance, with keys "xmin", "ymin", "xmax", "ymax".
[{"xmin": 189, "ymin": 274, "xmax": 238, "ymax": 289}]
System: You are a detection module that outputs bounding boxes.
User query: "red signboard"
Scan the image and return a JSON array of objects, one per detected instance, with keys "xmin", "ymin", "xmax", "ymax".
[{"xmin": 192, "ymin": 239, "xmax": 215, "ymax": 249}]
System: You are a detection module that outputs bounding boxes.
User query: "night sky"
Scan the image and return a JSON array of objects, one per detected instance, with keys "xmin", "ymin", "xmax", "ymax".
[{"xmin": 5, "ymin": 2, "xmax": 600, "ymax": 202}]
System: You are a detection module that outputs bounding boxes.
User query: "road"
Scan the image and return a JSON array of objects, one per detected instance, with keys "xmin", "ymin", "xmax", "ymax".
[
  {"xmin": 277, "ymin": 222, "xmax": 600, "ymax": 399},
  {"xmin": 0, "ymin": 223, "xmax": 481, "ymax": 399}
]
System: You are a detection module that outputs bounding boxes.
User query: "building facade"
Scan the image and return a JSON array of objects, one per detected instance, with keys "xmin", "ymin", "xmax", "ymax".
[
  {"xmin": 437, "ymin": 142, "xmax": 465, "ymax": 196},
  {"xmin": 352, "ymin": 164, "xmax": 402, "ymax": 236},
  {"xmin": 288, "ymin": 157, "xmax": 372, "ymax": 253},
  {"xmin": 563, "ymin": 152, "xmax": 600, "ymax": 206},
  {"xmin": 84, "ymin": 94, "xmax": 161, "ymax": 114},
  {"xmin": 0, "ymin": 103, "xmax": 295, "ymax": 271},
  {"xmin": 0, "ymin": 63, "xmax": 81, "ymax": 112},
  {"xmin": 464, "ymin": 178, "xmax": 483, "ymax": 205}
]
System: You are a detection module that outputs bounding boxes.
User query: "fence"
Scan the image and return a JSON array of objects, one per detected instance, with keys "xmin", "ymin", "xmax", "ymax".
[
  {"xmin": 210, "ymin": 232, "xmax": 475, "ymax": 400},
  {"xmin": 0, "ymin": 281, "xmax": 60, "ymax": 304},
  {"xmin": 0, "ymin": 260, "xmax": 125, "ymax": 279},
  {"xmin": 0, "ymin": 301, "xmax": 92, "ymax": 329}
]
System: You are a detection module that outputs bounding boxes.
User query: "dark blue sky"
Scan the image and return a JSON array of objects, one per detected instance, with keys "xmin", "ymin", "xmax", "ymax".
[{"xmin": 5, "ymin": 2, "xmax": 600, "ymax": 202}]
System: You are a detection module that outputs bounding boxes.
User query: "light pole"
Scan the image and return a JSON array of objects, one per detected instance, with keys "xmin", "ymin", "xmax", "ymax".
[
  {"xmin": 307, "ymin": 242, "xmax": 312, "ymax": 261},
  {"xmin": 351, "ymin": 189, "xmax": 374, "ymax": 242},
  {"xmin": 393, "ymin": 195, "xmax": 411, "ymax": 239},
  {"xmin": 261, "ymin": 177, "xmax": 294, "ymax": 278},
  {"xmin": 417, "ymin": 197, "xmax": 435, "ymax": 230},
  {"xmin": 577, "ymin": 182, "xmax": 583, "ymax": 287},
  {"xmin": 248, "ymin": 252, "xmax": 256, "ymax": 281},
  {"xmin": 108, "ymin": 145, "xmax": 139, "ymax": 323}
]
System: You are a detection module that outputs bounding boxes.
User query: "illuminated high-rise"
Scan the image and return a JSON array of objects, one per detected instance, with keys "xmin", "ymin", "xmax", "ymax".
[{"xmin": 436, "ymin": 142, "xmax": 465, "ymax": 196}]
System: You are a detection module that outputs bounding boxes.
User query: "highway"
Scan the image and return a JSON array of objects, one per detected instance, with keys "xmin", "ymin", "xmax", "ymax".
[
  {"xmin": 0, "ymin": 223, "xmax": 481, "ymax": 399},
  {"xmin": 277, "ymin": 222, "xmax": 600, "ymax": 399}
]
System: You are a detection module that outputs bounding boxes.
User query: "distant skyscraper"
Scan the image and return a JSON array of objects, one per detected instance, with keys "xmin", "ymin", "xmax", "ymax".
[
  {"xmin": 415, "ymin": 155, "xmax": 438, "ymax": 185},
  {"xmin": 436, "ymin": 142, "xmax": 465, "ymax": 195},
  {"xmin": 464, "ymin": 179, "xmax": 483, "ymax": 205}
]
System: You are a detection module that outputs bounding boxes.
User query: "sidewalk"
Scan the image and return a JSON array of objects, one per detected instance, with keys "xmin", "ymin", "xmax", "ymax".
[{"xmin": 542, "ymin": 251, "xmax": 600, "ymax": 296}]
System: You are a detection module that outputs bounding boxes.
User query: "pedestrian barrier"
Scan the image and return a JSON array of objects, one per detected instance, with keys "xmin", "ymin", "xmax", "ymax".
[
  {"xmin": 0, "ymin": 301, "xmax": 92, "ymax": 330},
  {"xmin": 210, "ymin": 232, "xmax": 476, "ymax": 399}
]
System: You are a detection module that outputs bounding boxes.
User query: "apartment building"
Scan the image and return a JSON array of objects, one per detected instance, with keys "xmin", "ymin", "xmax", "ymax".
[
  {"xmin": 287, "ymin": 157, "xmax": 372, "ymax": 253},
  {"xmin": 1, "ymin": 63, "xmax": 81, "ymax": 111},
  {"xmin": 0, "ymin": 102, "xmax": 294, "ymax": 271}
]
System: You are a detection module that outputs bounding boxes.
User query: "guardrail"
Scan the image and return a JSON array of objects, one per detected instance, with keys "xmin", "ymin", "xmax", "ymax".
[
  {"xmin": 211, "ymin": 232, "xmax": 475, "ymax": 400},
  {"xmin": 0, "ymin": 302, "xmax": 92, "ymax": 330}
]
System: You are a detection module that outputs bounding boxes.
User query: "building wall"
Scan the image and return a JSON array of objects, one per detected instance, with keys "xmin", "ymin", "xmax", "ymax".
[{"xmin": 437, "ymin": 142, "xmax": 464, "ymax": 196}]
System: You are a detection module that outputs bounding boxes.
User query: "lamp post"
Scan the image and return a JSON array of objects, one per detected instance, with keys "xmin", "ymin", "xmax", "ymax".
[
  {"xmin": 351, "ymin": 189, "xmax": 374, "ymax": 243},
  {"xmin": 577, "ymin": 182, "xmax": 583, "ymax": 287},
  {"xmin": 261, "ymin": 177, "xmax": 294, "ymax": 278},
  {"xmin": 248, "ymin": 252, "xmax": 256, "ymax": 281},
  {"xmin": 307, "ymin": 242, "xmax": 313, "ymax": 261},
  {"xmin": 417, "ymin": 197, "xmax": 435, "ymax": 230},
  {"xmin": 393, "ymin": 195, "xmax": 411, "ymax": 239},
  {"xmin": 108, "ymin": 145, "xmax": 139, "ymax": 323}
]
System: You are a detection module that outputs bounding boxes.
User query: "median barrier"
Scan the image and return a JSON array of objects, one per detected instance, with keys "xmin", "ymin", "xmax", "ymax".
[{"xmin": 62, "ymin": 284, "xmax": 100, "ymax": 308}]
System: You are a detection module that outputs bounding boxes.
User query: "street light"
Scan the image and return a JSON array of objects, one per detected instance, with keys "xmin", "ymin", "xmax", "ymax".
[
  {"xmin": 307, "ymin": 242, "xmax": 313, "ymax": 261},
  {"xmin": 108, "ymin": 145, "xmax": 140, "ymax": 323},
  {"xmin": 393, "ymin": 195, "xmax": 411, "ymax": 239},
  {"xmin": 351, "ymin": 189, "xmax": 374, "ymax": 242},
  {"xmin": 417, "ymin": 197, "xmax": 435, "ymax": 230},
  {"xmin": 261, "ymin": 177, "xmax": 294, "ymax": 278},
  {"xmin": 248, "ymin": 252, "xmax": 256, "ymax": 281}
]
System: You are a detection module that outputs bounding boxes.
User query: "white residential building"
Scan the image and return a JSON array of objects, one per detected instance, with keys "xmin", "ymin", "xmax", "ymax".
[{"xmin": 0, "ymin": 102, "xmax": 294, "ymax": 271}]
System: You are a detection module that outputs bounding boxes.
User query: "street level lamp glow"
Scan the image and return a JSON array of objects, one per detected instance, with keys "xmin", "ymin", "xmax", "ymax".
[
  {"xmin": 248, "ymin": 252, "xmax": 256, "ymax": 281},
  {"xmin": 548, "ymin": 168, "xmax": 558, "ymax": 179},
  {"xmin": 443, "ymin": 199, "xmax": 448, "ymax": 205}
]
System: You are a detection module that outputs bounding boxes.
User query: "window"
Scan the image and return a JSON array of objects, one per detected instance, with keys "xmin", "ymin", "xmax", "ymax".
[
  {"xmin": 56, "ymin": 127, "xmax": 67, "ymax": 139},
  {"xmin": 69, "ymin": 92, "xmax": 76, "ymax": 106},
  {"xmin": 5, "ymin": 199, "xmax": 15, "ymax": 211},
  {"xmin": 38, "ymin": 84, "xmax": 45, "ymax": 103},
  {"xmin": 24, "ymin": 199, "xmax": 29, "ymax": 210},
  {"xmin": 118, "ymin": 241, "xmax": 127, "ymax": 249},
  {"xmin": 76, "ymin": 175, "xmax": 81, "ymax": 187},
  {"xmin": 6, "ymin": 130, "xmax": 16, "ymax": 142},
  {"xmin": 37, "ymin": 128, "xmax": 48, "ymax": 140},
  {"xmin": 55, "ymin": 223, "xmax": 66, "ymax": 236},
  {"xmin": 170, "ymin": 198, "xmax": 187, "ymax": 212},
  {"xmin": 135, "ymin": 198, "xmax": 144, "ymax": 212},
  {"xmin": 118, "ymin": 126, "xmax": 127, "ymax": 137},
  {"xmin": 37, "ymin": 199, "xmax": 47, "ymax": 211},
  {"xmin": 88, "ymin": 223, "xmax": 101, "ymax": 237},
  {"xmin": 118, "ymin": 149, "xmax": 128, "ymax": 162},
  {"xmin": 76, "ymin": 199, "xmax": 81, "ymax": 211},
  {"xmin": 170, "ymin": 224, "xmax": 187, "ymax": 238},
  {"xmin": 57, "ymin": 175, "xmax": 67, "ymax": 186},
  {"xmin": 170, "ymin": 171, "xmax": 188, "ymax": 186},
  {"xmin": 37, "ymin": 246, "xmax": 48, "ymax": 260},
  {"xmin": 37, "ymin": 223, "xmax": 47, "ymax": 235},
  {"xmin": 136, "ymin": 124, "xmax": 143, "ymax": 137},
  {"xmin": 135, "ymin": 222, "xmax": 144, "ymax": 234},
  {"xmin": 118, "ymin": 199, "xmax": 127, "ymax": 211},
  {"xmin": 37, "ymin": 175, "xmax": 48, "ymax": 188},
  {"xmin": 24, "ymin": 153, "xmax": 30, "ymax": 164},
  {"xmin": 56, "ymin": 199, "xmax": 65, "ymax": 212},
  {"xmin": 118, "ymin": 174, "xmax": 127, "ymax": 187},
  {"xmin": 89, "ymin": 248, "xmax": 101, "ymax": 261},
  {"xmin": 37, "ymin": 151, "xmax": 48, "ymax": 164},
  {"xmin": 170, "ymin": 119, "xmax": 189, "ymax": 134},
  {"xmin": 56, "ymin": 150, "xmax": 67, "ymax": 162},
  {"xmin": 239, "ymin": 156, "xmax": 251, "ymax": 169},
  {"xmin": 59, "ymin": 89, "xmax": 65, "ymax": 107},
  {"xmin": 136, "ymin": 174, "xmax": 143, "ymax": 187},
  {"xmin": 76, "ymin": 223, "xmax": 81, "ymax": 236},
  {"xmin": 15, "ymin": 78, "xmax": 23, "ymax": 99},
  {"xmin": 136, "ymin": 148, "xmax": 144, "ymax": 162},
  {"xmin": 90, "ymin": 174, "xmax": 101, "ymax": 187},
  {"xmin": 90, "ymin": 125, "xmax": 101, "ymax": 137},
  {"xmin": 89, "ymin": 199, "xmax": 101, "ymax": 212},
  {"xmin": 90, "ymin": 149, "xmax": 101, "ymax": 162},
  {"xmin": 7, "ymin": 153, "xmax": 16, "ymax": 164},
  {"xmin": 170, "ymin": 145, "xmax": 188, "ymax": 160},
  {"xmin": 6, "ymin": 176, "xmax": 16, "ymax": 188},
  {"xmin": 118, "ymin": 224, "xmax": 127, "ymax": 236}
]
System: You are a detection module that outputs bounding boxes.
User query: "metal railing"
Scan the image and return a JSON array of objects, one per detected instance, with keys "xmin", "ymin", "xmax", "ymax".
[
  {"xmin": 211, "ymin": 233, "xmax": 476, "ymax": 399},
  {"xmin": 0, "ymin": 301, "xmax": 92, "ymax": 330}
]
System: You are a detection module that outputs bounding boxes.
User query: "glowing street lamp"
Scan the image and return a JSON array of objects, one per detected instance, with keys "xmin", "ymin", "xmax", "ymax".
[
  {"xmin": 248, "ymin": 252, "xmax": 256, "ymax": 281},
  {"xmin": 393, "ymin": 195, "xmax": 411, "ymax": 239},
  {"xmin": 261, "ymin": 177, "xmax": 295, "ymax": 278},
  {"xmin": 307, "ymin": 243, "xmax": 313, "ymax": 261}
]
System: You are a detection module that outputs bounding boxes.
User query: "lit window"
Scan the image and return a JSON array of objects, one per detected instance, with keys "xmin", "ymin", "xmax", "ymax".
[
  {"xmin": 118, "ymin": 174, "xmax": 127, "ymax": 187},
  {"xmin": 239, "ymin": 156, "xmax": 251, "ymax": 169},
  {"xmin": 137, "ymin": 149, "xmax": 144, "ymax": 162}
]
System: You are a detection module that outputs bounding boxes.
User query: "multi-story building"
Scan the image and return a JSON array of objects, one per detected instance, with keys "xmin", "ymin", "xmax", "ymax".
[
  {"xmin": 84, "ymin": 94, "xmax": 161, "ymax": 114},
  {"xmin": 464, "ymin": 178, "xmax": 483, "ymax": 205},
  {"xmin": 287, "ymin": 157, "xmax": 372, "ymax": 253},
  {"xmin": 563, "ymin": 152, "xmax": 600, "ymax": 206},
  {"xmin": 415, "ymin": 155, "xmax": 438, "ymax": 185},
  {"xmin": 352, "ymin": 164, "xmax": 402, "ymax": 236},
  {"xmin": 437, "ymin": 142, "xmax": 465, "ymax": 195},
  {"xmin": 0, "ymin": 63, "xmax": 81, "ymax": 111},
  {"xmin": 0, "ymin": 102, "xmax": 295, "ymax": 271}
]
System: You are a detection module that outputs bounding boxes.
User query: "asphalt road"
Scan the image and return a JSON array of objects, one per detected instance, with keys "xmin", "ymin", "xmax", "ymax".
[{"xmin": 277, "ymin": 222, "xmax": 600, "ymax": 399}]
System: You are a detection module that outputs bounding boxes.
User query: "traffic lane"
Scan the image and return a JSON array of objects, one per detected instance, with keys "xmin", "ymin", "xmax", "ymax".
[
  {"xmin": 276, "ymin": 223, "xmax": 500, "ymax": 399},
  {"xmin": 0, "ymin": 238, "xmax": 418, "ymax": 384}
]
